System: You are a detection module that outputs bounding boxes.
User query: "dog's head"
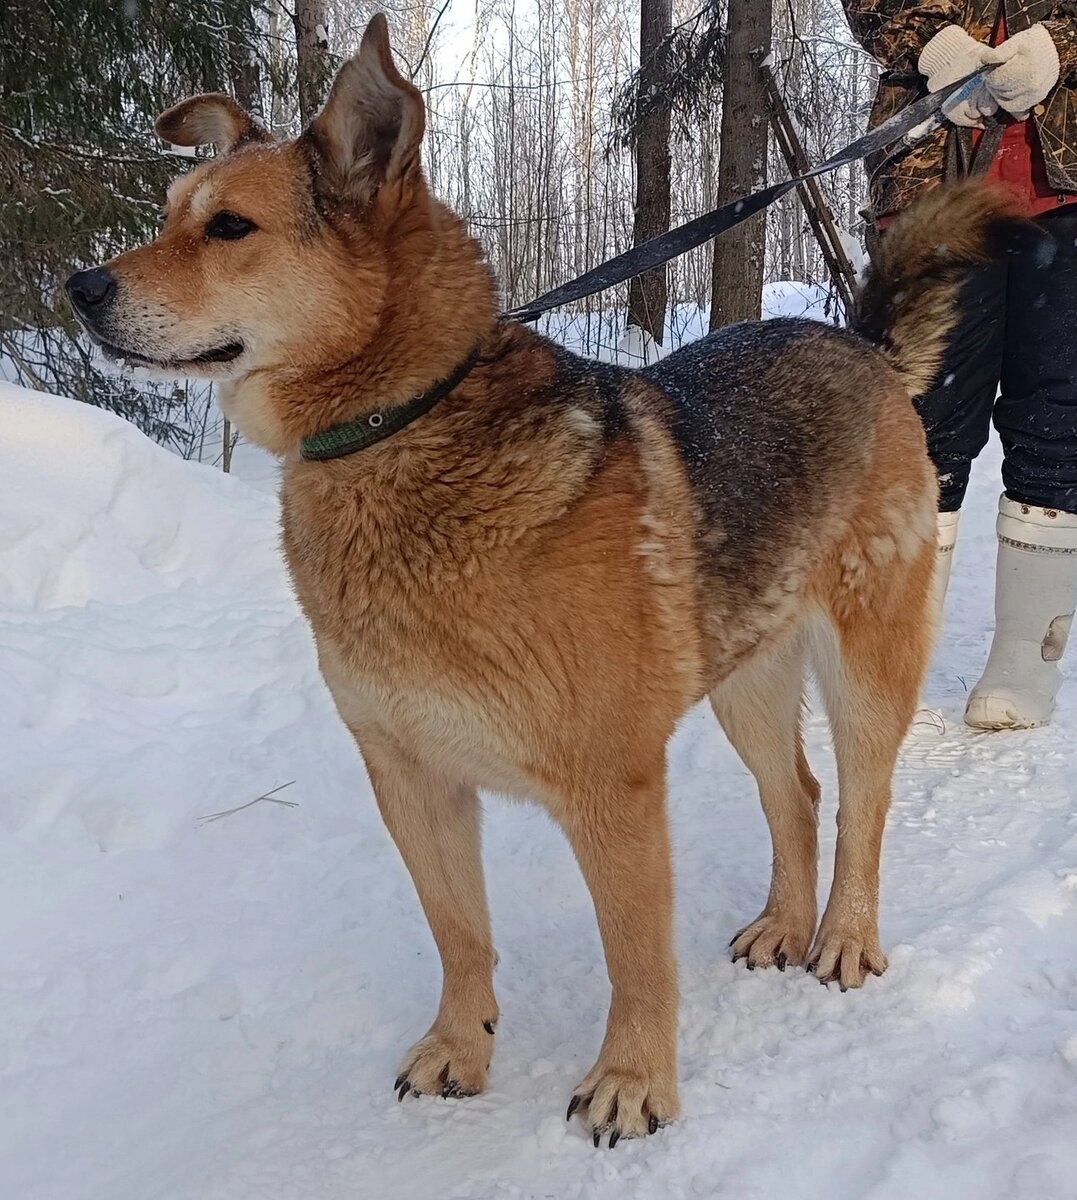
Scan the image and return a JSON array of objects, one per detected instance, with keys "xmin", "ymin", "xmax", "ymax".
[{"xmin": 65, "ymin": 15, "xmax": 444, "ymax": 384}]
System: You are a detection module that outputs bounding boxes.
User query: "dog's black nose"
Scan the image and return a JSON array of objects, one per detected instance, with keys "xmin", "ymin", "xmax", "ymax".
[{"xmin": 66, "ymin": 267, "xmax": 117, "ymax": 313}]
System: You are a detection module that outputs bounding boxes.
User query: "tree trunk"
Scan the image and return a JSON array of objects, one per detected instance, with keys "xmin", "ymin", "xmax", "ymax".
[
  {"xmin": 627, "ymin": 0, "xmax": 672, "ymax": 345},
  {"xmin": 293, "ymin": 0, "xmax": 330, "ymax": 125},
  {"xmin": 228, "ymin": 1, "xmax": 262, "ymax": 119},
  {"xmin": 268, "ymin": 0, "xmax": 288, "ymax": 135},
  {"xmin": 709, "ymin": 0, "xmax": 772, "ymax": 329}
]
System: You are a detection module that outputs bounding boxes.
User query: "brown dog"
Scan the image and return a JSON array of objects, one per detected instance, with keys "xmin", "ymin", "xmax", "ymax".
[{"xmin": 66, "ymin": 15, "xmax": 1040, "ymax": 1145}]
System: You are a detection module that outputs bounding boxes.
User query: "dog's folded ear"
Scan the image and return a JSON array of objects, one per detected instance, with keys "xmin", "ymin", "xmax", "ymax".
[
  {"xmin": 155, "ymin": 94, "xmax": 270, "ymax": 154},
  {"xmin": 304, "ymin": 13, "xmax": 426, "ymax": 206}
]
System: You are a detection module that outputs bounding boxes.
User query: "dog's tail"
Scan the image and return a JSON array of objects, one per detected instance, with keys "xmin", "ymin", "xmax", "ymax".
[{"xmin": 852, "ymin": 182, "xmax": 1046, "ymax": 398}]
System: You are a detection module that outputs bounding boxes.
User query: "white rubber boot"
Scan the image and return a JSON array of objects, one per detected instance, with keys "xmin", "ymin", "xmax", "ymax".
[
  {"xmin": 930, "ymin": 509, "xmax": 961, "ymax": 635},
  {"xmin": 965, "ymin": 496, "xmax": 1077, "ymax": 730}
]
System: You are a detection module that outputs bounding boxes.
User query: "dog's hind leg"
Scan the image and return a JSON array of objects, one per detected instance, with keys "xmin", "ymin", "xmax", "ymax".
[
  {"xmin": 357, "ymin": 729, "xmax": 498, "ymax": 1099},
  {"xmin": 711, "ymin": 627, "xmax": 821, "ymax": 970},
  {"xmin": 561, "ymin": 762, "xmax": 681, "ymax": 1143},
  {"xmin": 807, "ymin": 530, "xmax": 934, "ymax": 990}
]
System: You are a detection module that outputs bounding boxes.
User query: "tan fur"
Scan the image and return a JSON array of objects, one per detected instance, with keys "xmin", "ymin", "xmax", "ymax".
[
  {"xmin": 76, "ymin": 16, "xmax": 987, "ymax": 1142},
  {"xmin": 155, "ymin": 92, "xmax": 270, "ymax": 153}
]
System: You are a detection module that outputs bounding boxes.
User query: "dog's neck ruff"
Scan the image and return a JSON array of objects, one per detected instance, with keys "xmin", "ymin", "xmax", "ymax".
[{"xmin": 299, "ymin": 350, "xmax": 481, "ymax": 462}]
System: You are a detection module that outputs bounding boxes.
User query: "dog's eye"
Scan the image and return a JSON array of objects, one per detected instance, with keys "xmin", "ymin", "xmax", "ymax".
[{"xmin": 206, "ymin": 212, "xmax": 257, "ymax": 241}]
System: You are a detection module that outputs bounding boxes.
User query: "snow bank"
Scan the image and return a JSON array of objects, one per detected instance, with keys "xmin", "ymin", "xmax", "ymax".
[
  {"xmin": 3, "ymin": 383, "xmax": 1077, "ymax": 1200},
  {"xmin": 0, "ymin": 383, "xmax": 324, "ymax": 859},
  {"xmin": 0, "ymin": 383, "xmax": 272, "ymax": 611}
]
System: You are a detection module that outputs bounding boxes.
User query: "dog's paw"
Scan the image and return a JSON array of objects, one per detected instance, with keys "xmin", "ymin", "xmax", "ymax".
[
  {"xmin": 730, "ymin": 909, "xmax": 815, "ymax": 971},
  {"xmin": 807, "ymin": 920, "xmax": 887, "ymax": 991},
  {"xmin": 566, "ymin": 1062, "xmax": 679, "ymax": 1148},
  {"xmin": 394, "ymin": 1025, "xmax": 493, "ymax": 1101}
]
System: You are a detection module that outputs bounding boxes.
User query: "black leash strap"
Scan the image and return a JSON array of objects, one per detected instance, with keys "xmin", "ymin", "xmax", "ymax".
[
  {"xmin": 947, "ymin": 117, "xmax": 1005, "ymax": 181},
  {"xmin": 503, "ymin": 72, "xmax": 986, "ymax": 323}
]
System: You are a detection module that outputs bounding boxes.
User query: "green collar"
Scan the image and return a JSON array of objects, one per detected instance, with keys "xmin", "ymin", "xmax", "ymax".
[{"xmin": 299, "ymin": 350, "xmax": 481, "ymax": 462}]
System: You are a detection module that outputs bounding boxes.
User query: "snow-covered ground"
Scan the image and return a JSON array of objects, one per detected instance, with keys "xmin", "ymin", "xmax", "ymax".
[{"xmin": 3, "ymin": 374, "xmax": 1076, "ymax": 1200}]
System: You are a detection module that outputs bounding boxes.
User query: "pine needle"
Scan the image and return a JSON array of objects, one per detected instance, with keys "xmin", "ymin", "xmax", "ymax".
[
  {"xmin": 911, "ymin": 709, "xmax": 946, "ymax": 735},
  {"xmin": 198, "ymin": 781, "xmax": 298, "ymax": 824}
]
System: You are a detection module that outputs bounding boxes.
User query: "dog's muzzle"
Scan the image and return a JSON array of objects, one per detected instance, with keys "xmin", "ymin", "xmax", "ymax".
[{"xmin": 63, "ymin": 267, "xmax": 245, "ymax": 369}]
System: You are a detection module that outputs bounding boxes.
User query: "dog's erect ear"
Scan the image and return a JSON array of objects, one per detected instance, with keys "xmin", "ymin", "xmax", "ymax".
[
  {"xmin": 305, "ymin": 13, "xmax": 426, "ymax": 204},
  {"xmin": 155, "ymin": 94, "xmax": 270, "ymax": 154}
]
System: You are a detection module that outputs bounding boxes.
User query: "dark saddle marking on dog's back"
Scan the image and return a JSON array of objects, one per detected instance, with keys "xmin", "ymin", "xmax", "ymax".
[{"xmin": 644, "ymin": 318, "xmax": 874, "ymax": 586}]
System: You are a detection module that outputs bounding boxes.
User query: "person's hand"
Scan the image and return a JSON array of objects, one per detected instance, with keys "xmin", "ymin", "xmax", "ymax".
[
  {"xmin": 919, "ymin": 25, "xmax": 991, "ymax": 92},
  {"xmin": 918, "ymin": 27, "xmax": 999, "ymax": 127},
  {"xmin": 942, "ymin": 82, "xmax": 1000, "ymax": 128},
  {"xmin": 981, "ymin": 24, "xmax": 1060, "ymax": 119}
]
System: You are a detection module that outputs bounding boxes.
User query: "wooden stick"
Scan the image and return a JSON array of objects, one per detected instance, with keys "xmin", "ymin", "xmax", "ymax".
[{"xmin": 760, "ymin": 62, "xmax": 859, "ymax": 313}]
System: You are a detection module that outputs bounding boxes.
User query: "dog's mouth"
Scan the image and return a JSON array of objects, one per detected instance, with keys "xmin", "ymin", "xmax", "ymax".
[{"xmin": 92, "ymin": 335, "xmax": 245, "ymax": 370}]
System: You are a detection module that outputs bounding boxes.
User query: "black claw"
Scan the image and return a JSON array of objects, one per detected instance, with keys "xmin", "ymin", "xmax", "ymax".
[
  {"xmin": 806, "ymin": 961, "xmax": 816, "ymax": 974},
  {"xmin": 728, "ymin": 933, "xmax": 738, "ymax": 948},
  {"xmin": 776, "ymin": 953, "xmax": 787, "ymax": 972},
  {"xmin": 731, "ymin": 951, "xmax": 746, "ymax": 963},
  {"xmin": 609, "ymin": 1130, "xmax": 621, "ymax": 1149},
  {"xmin": 871, "ymin": 967, "xmax": 884, "ymax": 977},
  {"xmin": 394, "ymin": 1073, "xmax": 407, "ymax": 1091},
  {"xmin": 839, "ymin": 982, "xmax": 848, "ymax": 993},
  {"xmin": 648, "ymin": 1114, "xmax": 659, "ymax": 1135},
  {"xmin": 593, "ymin": 1129, "xmax": 601, "ymax": 1149},
  {"xmin": 483, "ymin": 1019, "xmax": 496, "ymax": 1035},
  {"xmin": 397, "ymin": 1080, "xmax": 410, "ymax": 1102},
  {"xmin": 566, "ymin": 1095, "xmax": 582, "ymax": 1122},
  {"xmin": 746, "ymin": 960, "xmax": 755, "ymax": 971}
]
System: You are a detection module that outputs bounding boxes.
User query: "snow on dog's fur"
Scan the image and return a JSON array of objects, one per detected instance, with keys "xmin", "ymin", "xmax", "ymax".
[{"xmin": 68, "ymin": 13, "xmax": 1039, "ymax": 1145}]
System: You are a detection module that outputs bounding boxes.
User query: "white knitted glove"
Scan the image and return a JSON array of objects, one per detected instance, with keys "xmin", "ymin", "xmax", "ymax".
[
  {"xmin": 919, "ymin": 26, "xmax": 998, "ymax": 126},
  {"xmin": 981, "ymin": 24, "xmax": 1060, "ymax": 119},
  {"xmin": 943, "ymin": 82, "xmax": 1000, "ymax": 127},
  {"xmin": 919, "ymin": 25, "xmax": 990, "ymax": 91}
]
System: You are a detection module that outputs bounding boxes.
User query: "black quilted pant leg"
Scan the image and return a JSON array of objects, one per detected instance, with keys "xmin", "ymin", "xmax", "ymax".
[
  {"xmin": 995, "ymin": 210, "xmax": 1077, "ymax": 513},
  {"xmin": 910, "ymin": 210, "xmax": 1077, "ymax": 516},
  {"xmin": 911, "ymin": 261, "xmax": 1006, "ymax": 513}
]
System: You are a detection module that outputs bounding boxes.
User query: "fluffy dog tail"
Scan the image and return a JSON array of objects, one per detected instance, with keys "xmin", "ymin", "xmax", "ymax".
[{"xmin": 852, "ymin": 182, "xmax": 1046, "ymax": 398}]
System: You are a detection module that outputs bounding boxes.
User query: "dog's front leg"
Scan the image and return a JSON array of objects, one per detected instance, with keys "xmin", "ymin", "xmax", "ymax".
[
  {"xmin": 560, "ymin": 769, "xmax": 681, "ymax": 1145},
  {"xmin": 357, "ymin": 730, "xmax": 498, "ymax": 1100}
]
